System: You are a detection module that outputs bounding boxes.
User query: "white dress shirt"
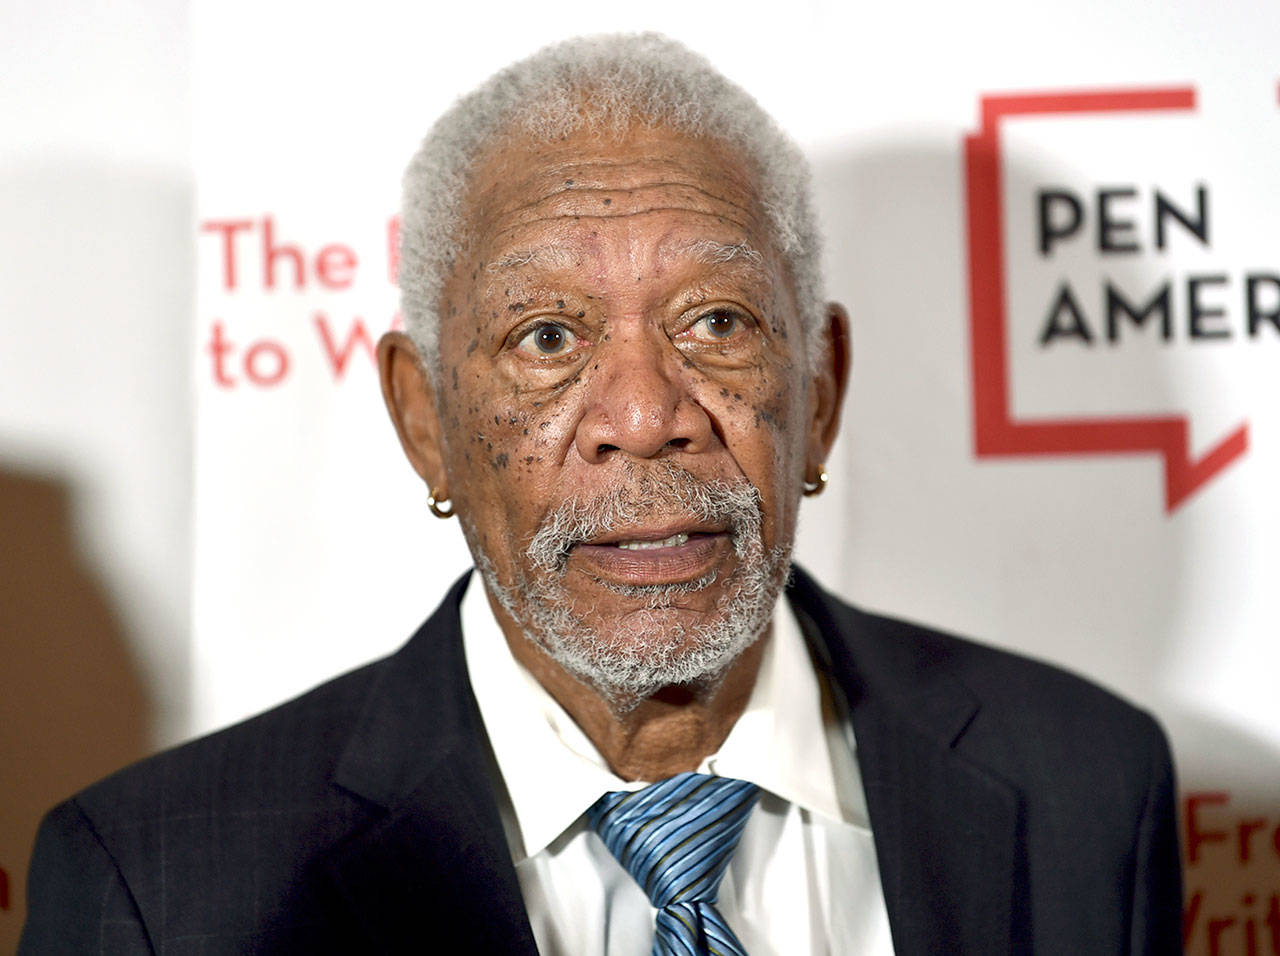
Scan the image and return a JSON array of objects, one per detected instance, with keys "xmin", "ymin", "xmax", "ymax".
[{"xmin": 460, "ymin": 574, "xmax": 894, "ymax": 955}]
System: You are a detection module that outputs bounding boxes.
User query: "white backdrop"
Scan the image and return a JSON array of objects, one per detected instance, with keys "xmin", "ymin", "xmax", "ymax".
[{"xmin": 5, "ymin": 1, "xmax": 1278, "ymax": 951}]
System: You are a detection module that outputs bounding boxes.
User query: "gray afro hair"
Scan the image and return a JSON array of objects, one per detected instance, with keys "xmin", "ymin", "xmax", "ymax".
[{"xmin": 399, "ymin": 32, "xmax": 824, "ymax": 370}]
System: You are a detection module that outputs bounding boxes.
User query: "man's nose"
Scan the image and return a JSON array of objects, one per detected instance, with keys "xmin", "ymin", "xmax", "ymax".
[{"xmin": 574, "ymin": 332, "xmax": 715, "ymax": 463}]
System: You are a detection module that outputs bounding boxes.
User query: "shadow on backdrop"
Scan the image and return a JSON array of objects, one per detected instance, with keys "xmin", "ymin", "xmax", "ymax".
[{"xmin": 0, "ymin": 466, "xmax": 151, "ymax": 952}]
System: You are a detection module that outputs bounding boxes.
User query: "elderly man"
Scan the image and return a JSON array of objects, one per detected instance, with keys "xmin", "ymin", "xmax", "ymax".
[{"xmin": 22, "ymin": 34, "xmax": 1181, "ymax": 955}]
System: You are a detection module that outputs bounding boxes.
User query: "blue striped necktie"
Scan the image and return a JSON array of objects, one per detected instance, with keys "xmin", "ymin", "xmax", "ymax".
[{"xmin": 588, "ymin": 771, "xmax": 762, "ymax": 956}]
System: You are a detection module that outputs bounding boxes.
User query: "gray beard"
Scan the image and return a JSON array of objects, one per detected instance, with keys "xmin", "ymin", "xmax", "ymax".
[{"xmin": 469, "ymin": 461, "xmax": 791, "ymax": 706}]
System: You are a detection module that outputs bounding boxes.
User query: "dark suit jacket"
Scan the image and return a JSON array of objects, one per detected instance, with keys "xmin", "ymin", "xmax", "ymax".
[{"xmin": 20, "ymin": 568, "xmax": 1183, "ymax": 954}]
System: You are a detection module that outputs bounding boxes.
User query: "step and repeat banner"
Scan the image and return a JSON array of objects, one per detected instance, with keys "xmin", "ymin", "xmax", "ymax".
[{"xmin": 189, "ymin": 3, "xmax": 1277, "ymax": 953}]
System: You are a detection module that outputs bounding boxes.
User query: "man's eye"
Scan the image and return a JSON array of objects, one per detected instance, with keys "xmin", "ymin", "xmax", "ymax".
[
  {"xmin": 516, "ymin": 322, "xmax": 579, "ymax": 356},
  {"xmin": 686, "ymin": 310, "xmax": 749, "ymax": 342}
]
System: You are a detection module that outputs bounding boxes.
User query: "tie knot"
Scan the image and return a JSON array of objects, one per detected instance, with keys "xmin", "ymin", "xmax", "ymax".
[{"xmin": 588, "ymin": 772, "xmax": 762, "ymax": 908}]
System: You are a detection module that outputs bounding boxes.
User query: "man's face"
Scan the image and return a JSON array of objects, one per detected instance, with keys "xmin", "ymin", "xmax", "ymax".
[{"xmin": 405, "ymin": 123, "xmax": 837, "ymax": 697}]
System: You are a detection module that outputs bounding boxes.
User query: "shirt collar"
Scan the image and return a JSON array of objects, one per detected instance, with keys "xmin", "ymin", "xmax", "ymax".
[
  {"xmin": 460, "ymin": 571, "xmax": 864, "ymax": 863},
  {"xmin": 704, "ymin": 591, "xmax": 849, "ymax": 825}
]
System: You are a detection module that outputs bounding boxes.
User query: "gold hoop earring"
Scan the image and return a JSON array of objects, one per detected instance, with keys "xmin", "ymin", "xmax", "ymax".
[
  {"xmin": 802, "ymin": 464, "xmax": 829, "ymax": 498},
  {"xmin": 427, "ymin": 488, "xmax": 454, "ymax": 519}
]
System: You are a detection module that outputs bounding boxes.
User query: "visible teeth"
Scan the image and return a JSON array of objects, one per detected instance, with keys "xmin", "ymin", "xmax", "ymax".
[{"xmin": 617, "ymin": 533, "xmax": 690, "ymax": 551}]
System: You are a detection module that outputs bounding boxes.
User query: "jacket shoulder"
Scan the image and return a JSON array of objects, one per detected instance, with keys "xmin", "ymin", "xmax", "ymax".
[
  {"xmin": 861, "ymin": 603, "xmax": 1165, "ymax": 750},
  {"xmin": 73, "ymin": 573, "xmax": 474, "ymax": 826},
  {"xmin": 23, "ymin": 573, "xmax": 476, "ymax": 953},
  {"xmin": 790, "ymin": 567, "xmax": 1165, "ymax": 747},
  {"xmin": 21, "ymin": 658, "xmax": 389, "ymax": 955},
  {"xmin": 75, "ymin": 654, "xmax": 384, "ymax": 826}
]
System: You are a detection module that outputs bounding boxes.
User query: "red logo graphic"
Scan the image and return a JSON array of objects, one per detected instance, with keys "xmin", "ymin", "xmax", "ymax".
[{"xmin": 964, "ymin": 88, "xmax": 1250, "ymax": 512}]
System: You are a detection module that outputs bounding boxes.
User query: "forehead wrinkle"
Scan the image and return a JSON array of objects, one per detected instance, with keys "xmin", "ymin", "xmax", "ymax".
[
  {"xmin": 472, "ymin": 157, "xmax": 747, "ymax": 216},
  {"xmin": 485, "ymin": 205, "xmax": 758, "ymax": 253},
  {"xmin": 522, "ymin": 149, "xmax": 757, "ymax": 199},
  {"xmin": 480, "ymin": 176, "xmax": 760, "ymax": 234},
  {"xmin": 501, "ymin": 190, "xmax": 757, "ymax": 236},
  {"xmin": 461, "ymin": 129, "xmax": 773, "ymax": 278}
]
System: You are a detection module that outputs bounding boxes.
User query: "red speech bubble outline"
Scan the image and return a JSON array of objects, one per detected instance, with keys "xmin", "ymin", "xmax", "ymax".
[{"xmin": 964, "ymin": 88, "xmax": 1249, "ymax": 512}]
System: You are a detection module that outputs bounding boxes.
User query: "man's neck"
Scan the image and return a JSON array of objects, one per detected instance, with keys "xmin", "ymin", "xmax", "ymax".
[{"xmin": 490, "ymin": 595, "xmax": 769, "ymax": 782}]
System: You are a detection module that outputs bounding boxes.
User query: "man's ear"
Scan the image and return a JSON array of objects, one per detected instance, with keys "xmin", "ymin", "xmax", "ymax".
[
  {"xmin": 806, "ymin": 302, "xmax": 852, "ymax": 467},
  {"xmin": 377, "ymin": 331, "xmax": 448, "ymax": 498}
]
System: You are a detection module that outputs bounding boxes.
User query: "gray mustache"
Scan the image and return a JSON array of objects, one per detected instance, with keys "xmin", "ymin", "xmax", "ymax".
[{"xmin": 526, "ymin": 462, "xmax": 764, "ymax": 573}]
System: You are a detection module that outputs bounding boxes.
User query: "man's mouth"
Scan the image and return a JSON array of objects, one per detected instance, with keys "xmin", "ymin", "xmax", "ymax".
[
  {"xmin": 585, "ymin": 523, "xmax": 725, "ymax": 553},
  {"xmin": 569, "ymin": 527, "xmax": 731, "ymax": 587}
]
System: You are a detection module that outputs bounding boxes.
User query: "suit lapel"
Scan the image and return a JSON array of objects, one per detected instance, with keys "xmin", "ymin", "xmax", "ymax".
[
  {"xmin": 788, "ymin": 568, "xmax": 1023, "ymax": 956},
  {"xmin": 851, "ymin": 694, "xmax": 1022, "ymax": 955},
  {"xmin": 322, "ymin": 573, "xmax": 539, "ymax": 955},
  {"xmin": 322, "ymin": 754, "xmax": 538, "ymax": 953}
]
